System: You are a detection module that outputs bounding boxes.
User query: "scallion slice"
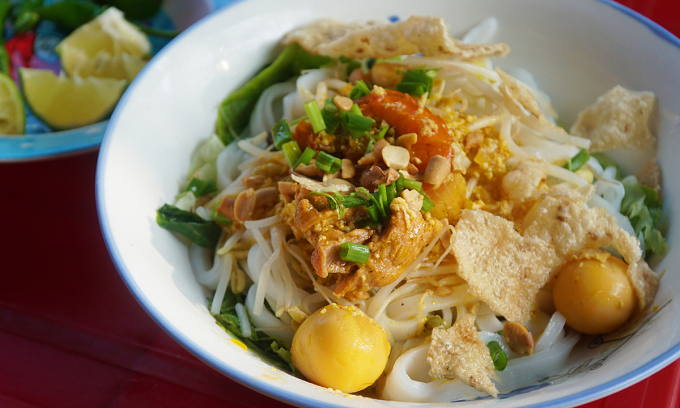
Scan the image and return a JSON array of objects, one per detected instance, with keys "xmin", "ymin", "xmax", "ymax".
[
  {"xmin": 348, "ymin": 80, "xmax": 370, "ymax": 100},
  {"xmin": 386, "ymin": 182, "xmax": 396, "ymax": 206},
  {"xmin": 395, "ymin": 173, "xmax": 405, "ymax": 196},
  {"xmin": 378, "ymin": 183, "xmax": 388, "ymax": 213},
  {"xmin": 563, "ymin": 148, "xmax": 590, "ymax": 172},
  {"xmin": 315, "ymin": 151, "xmax": 342, "ymax": 174},
  {"xmin": 321, "ymin": 100, "xmax": 341, "ymax": 134},
  {"xmin": 396, "ymin": 68, "xmax": 437, "ymax": 96},
  {"xmin": 375, "ymin": 126, "xmax": 389, "ymax": 139},
  {"xmin": 289, "ymin": 115, "xmax": 308, "ymax": 126},
  {"xmin": 421, "ymin": 194, "xmax": 435, "ymax": 212},
  {"xmin": 272, "ymin": 119, "xmax": 293, "ymax": 150},
  {"xmin": 403, "ymin": 179, "xmax": 423, "ymax": 193},
  {"xmin": 293, "ymin": 147, "xmax": 316, "ymax": 169},
  {"xmin": 341, "ymin": 111, "xmax": 375, "ymax": 139},
  {"xmin": 364, "ymin": 203, "xmax": 381, "ymax": 224},
  {"xmin": 487, "ymin": 341, "xmax": 507, "ymax": 371},
  {"xmin": 281, "ymin": 140, "xmax": 302, "ymax": 167},
  {"xmin": 339, "ymin": 242, "xmax": 370, "ymax": 264},
  {"xmin": 303, "ymin": 100, "xmax": 326, "ymax": 133}
]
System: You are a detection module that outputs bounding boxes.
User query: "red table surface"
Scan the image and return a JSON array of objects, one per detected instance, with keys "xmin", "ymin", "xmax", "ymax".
[{"xmin": 2, "ymin": 1, "xmax": 680, "ymax": 407}]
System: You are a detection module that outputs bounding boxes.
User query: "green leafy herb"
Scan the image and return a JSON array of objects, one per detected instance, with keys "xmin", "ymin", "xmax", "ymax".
[
  {"xmin": 621, "ymin": 178, "xmax": 667, "ymax": 255},
  {"xmin": 487, "ymin": 341, "xmax": 507, "ymax": 371},
  {"xmin": 307, "ymin": 192, "xmax": 344, "ymax": 218},
  {"xmin": 215, "ymin": 43, "xmax": 332, "ymax": 144},
  {"xmin": 210, "ymin": 287, "xmax": 299, "ymax": 376},
  {"xmin": 156, "ymin": 204, "xmax": 222, "ymax": 248},
  {"xmin": 185, "ymin": 178, "xmax": 217, "ymax": 197},
  {"xmin": 563, "ymin": 148, "xmax": 590, "ymax": 172},
  {"xmin": 339, "ymin": 242, "xmax": 370, "ymax": 264}
]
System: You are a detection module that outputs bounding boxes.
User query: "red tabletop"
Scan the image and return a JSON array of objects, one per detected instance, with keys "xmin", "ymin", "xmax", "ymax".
[{"xmin": 2, "ymin": 1, "xmax": 680, "ymax": 407}]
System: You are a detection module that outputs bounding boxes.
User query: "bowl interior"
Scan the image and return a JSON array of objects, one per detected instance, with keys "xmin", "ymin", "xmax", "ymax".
[{"xmin": 97, "ymin": 0, "xmax": 680, "ymax": 406}]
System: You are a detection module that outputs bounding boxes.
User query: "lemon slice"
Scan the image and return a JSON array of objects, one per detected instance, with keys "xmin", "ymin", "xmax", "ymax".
[
  {"xmin": 20, "ymin": 68, "xmax": 127, "ymax": 130},
  {"xmin": 0, "ymin": 72, "xmax": 26, "ymax": 135},
  {"xmin": 57, "ymin": 7, "xmax": 150, "ymax": 81}
]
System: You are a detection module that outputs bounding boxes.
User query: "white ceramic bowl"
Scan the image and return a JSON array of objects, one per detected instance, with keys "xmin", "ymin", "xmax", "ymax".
[{"xmin": 97, "ymin": 0, "xmax": 680, "ymax": 406}]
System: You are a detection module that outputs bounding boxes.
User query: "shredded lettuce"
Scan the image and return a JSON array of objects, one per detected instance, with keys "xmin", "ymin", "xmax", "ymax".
[
  {"xmin": 210, "ymin": 287, "xmax": 300, "ymax": 376},
  {"xmin": 621, "ymin": 177, "xmax": 667, "ymax": 255},
  {"xmin": 187, "ymin": 134, "xmax": 225, "ymax": 179}
]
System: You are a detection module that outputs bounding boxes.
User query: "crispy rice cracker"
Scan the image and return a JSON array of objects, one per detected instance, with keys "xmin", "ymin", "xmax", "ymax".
[
  {"xmin": 523, "ymin": 186, "xmax": 659, "ymax": 309},
  {"xmin": 282, "ymin": 16, "xmax": 510, "ymax": 59},
  {"xmin": 453, "ymin": 209, "xmax": 561, "ymax": 323},
  {"xmin": 427, "ymin": 314, "xmax": 499, "ymax": 396},
  {"xmin": 570, "ymin": 85, "xmax": 655, "ymax": 152},
  {"xmin": 502, "ymin": 160, "xmax": 548, "ymax": 202}
]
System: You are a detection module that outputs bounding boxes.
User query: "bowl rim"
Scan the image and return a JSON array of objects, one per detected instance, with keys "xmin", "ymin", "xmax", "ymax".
[{"xmin": 96, "ymin": 0, "xmax": 680, "ymax": 406}]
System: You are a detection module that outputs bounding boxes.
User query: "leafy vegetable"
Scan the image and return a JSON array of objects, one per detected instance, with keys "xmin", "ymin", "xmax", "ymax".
[
  {"xmin": 184, "ymin": 178, "xmax": 217, "ymax": 198},
  {"xmin": 487, "ymin": 341, "xmax": 507, "ymax": 371},
  {"xmin": 621, "ymin": 178, "xmax": 667, "ymax": 255},
  {"xmin": 156, "ymin": 204, "xmax": 222, "ymax": 248},
  {"xmin": 211, "ymin": 287, "xmax": 299, "ymax": 376},
  {"xmin": 215, "ymin": 43, "xmax": 332, "ymax": 144}
]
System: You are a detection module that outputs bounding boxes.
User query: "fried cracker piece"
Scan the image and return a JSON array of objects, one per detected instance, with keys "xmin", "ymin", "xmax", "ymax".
[
  {"xmin": 453, "ymin": 210, "xmax": 561, "ymax": 323},
  {"xmin": 523, "ymin": 185, "xmax": 659, "ymax": 309},
  {"xmin": 427, "ymin": 314, "xmax": 499, "ymax": 396},
  {"xmin": 282, "ymin": 16, "xmax": 510, "ymax": 59},
  {"xmin": 570, "ymin": 85, "xmax": 655, "ymax": 152},
  {"xmin": 637, "ymin": 159, "xmax": 662, "ymax": 197},
  {"xmin": 502, "ymin": 159, "xmax": 547, "ymax": 203}
]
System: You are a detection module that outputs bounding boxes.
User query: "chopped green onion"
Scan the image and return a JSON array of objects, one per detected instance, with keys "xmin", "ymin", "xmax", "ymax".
[
  {"xmin": 487, "ymin": 341, "xmax": 507, "ymax": 371},
  {"xmin": 341, "ymin": 111, "xmax": 375, "ymax": 139},
  {"xmin": 421, "ymin": 195, "xmax": 435, "ymax": 212},
  {"xmin": 378, "ymin": 183, "xmax": 388, "ymax": 213},
  {"xmin": 272, "ymin": 119, "xmax": 293, "ymax": 150},
  {"xmin": 364, "ymin": 203, "xmax": 381, "ymax": 224},
  {"xmin": 358, "ymin": 187, "xmax": 386, "ymax": 220},
  {"xmin": 293, "ymin": 147, "xmax": 316, "ymax": 169},
  {"xmin": 395, "ymin": 173, "xmax": 405, "ymax": 196},
  {"xmin": 185, "ymin": 178, "xmax": 217, "ymax": 197},
  {"xmin": 397, "ymin": 68, "xmax": 436, "ymax": 96},
  {"xmin": 365, "ymin": 138, "xmax": 376, "ymax": 155},
  {"xmin": 563, "ymin": 148, "xmax": 590, "ymax": 172},
  {"xmin": 350, "ymin": 103, "xmax": 363, "ymax": 116},
  {"xmin": 303, "ymin": 100, "xmax": 326, "ymax": 133},
  {"xmin": 315, "ymin": 151, "xmax": 342, "ymax": 174},
  {"xmin": 386, "ymin": 183, "xmax": 396, "ymax": 207},
  {"xmin": 289, "ymin": 115, "xmax": 308, "ymax": 126},
  {"xmin": 321, "ymin": 98, "xmax": 341, "ymax": 133},
  {"xmin": 210, "ymin": 204, "xmax": 233, "ymax": 225},
  {"xmin": 375, "ymin": 126, "xmax": 389, "ymax": 139},
  {"xmin": 403, "ymin": 179, "xmax": 423, "ymax": 193},
  {"xmin": 339, "ymin": 242, "xmax": 370, "ymax": 264},
  {"xmin": 281, "ymin": 140, "xmax": 302, "ymax": 167},
  {"xmin": 348, "ymin": 80, "xmax": 370, "ymax": 100},
  {"xmin": 342, "ymin": 194, "xmax": 368, "ymax": 208}
]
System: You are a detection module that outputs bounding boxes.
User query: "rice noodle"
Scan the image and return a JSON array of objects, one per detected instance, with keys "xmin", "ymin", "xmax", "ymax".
[
  {"xmin": 402, "ymin": 56, "xmax": 501, "ymax": 82},
  {"xmin": 210, "ymin": 253, "xmax": 234, "ymax": 314},
  {"xmin": 534, "ymin": 311, "xmax": 567, "ymax": 353},
  {"xmin": 234, "ymin": 302, "xmax": 252, "ymax": 338},
  {"xmin": 547, "ymin": 164, "xmax": 589, "ymax": 187}
]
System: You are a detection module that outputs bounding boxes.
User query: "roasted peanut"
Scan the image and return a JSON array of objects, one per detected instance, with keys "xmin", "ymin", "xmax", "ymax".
[
  {"xmin": 503, "ymin": 321, "xmax": 534, "ymax": 355},
  {"xmin": 423, "ymin": 155, "xmax": 452, "ymax": 189}
]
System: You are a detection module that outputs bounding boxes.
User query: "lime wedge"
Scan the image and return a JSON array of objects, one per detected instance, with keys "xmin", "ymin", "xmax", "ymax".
[
  {"xmin": 0, "ymin": 72, "xmax": 26, "ymax": 135},
  {"xmin": 57, "ymin": 7, "xmax": 150, "ymax": 81},
  {"xmin": 20, "ymin": 68, "xmax": 127, "ymax": 130}
]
